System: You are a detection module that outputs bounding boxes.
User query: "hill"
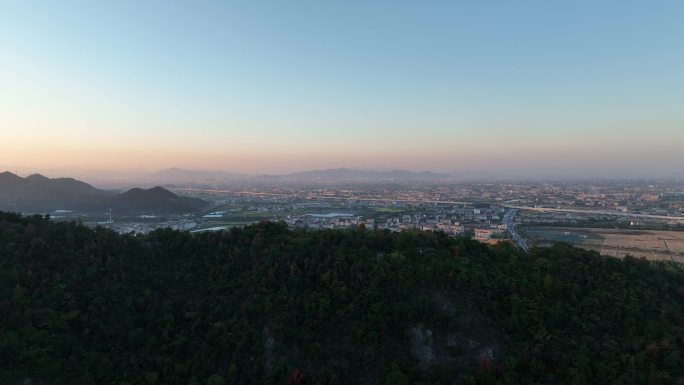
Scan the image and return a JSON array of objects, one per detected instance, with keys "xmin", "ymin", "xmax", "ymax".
[
  {"xmin": 0, "ymin": 171, "xmax": 25, "ymax": 185},
  {"xmin": 25, "ymin": 174, "xmax": 103, "ymax": 195},
  {"xmin": 0, "ymin": 172, "xmax": 109, "ymax": 212},
  {"xmin": 109, "ymin": 186, "xmax": 208, "ymax": 213},
  {"xmin": 1, "ymin": 212, "xmax": 683, "ymax": 384},
  {"xmin": 0, "ymin": 171, "xmax": 28, "ymax": 196},
  {"xmin": 0, "ymin": 172, "xmax": 207, "ymax": 213}
]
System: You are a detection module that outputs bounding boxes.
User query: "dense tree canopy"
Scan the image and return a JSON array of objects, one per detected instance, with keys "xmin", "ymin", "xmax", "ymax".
[{"xmin": 1, "ymin": 212, "xmax": 683, "ymax": 384}]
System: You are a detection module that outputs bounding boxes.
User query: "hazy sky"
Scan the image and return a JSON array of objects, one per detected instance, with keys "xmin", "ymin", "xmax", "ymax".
[{"xmin": 1, "ymin": 1, "xmax": 683, "ymax": 176}]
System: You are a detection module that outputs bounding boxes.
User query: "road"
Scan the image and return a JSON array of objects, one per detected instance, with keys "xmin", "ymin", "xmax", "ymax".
[
  {"xmin": 503, "ymin": 209, "xmax": 529, "ymax": 253},
  {"xmin": 501, "ymin": 204, "xmax": 684, "ymax": 222}
]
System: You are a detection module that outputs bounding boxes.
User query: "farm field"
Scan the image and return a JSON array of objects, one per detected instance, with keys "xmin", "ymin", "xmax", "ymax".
[
  {"xmin": 522, "ymin": 226, "xmax": 684, "ymax": 263},
  {"xmin": 374, "ymin": 207, "xmax": 404, "ymax": 213}
]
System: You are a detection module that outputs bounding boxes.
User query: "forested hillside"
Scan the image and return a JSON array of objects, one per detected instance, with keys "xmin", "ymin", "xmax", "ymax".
[{"xmin": 1, "ymin": 212, "xmax": 683, "ymax": 385}]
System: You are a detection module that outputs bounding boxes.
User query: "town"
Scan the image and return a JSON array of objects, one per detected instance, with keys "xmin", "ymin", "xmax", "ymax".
[{"xmin": 81, "ymin": 178, "xmax": 684, "ymax": 263}]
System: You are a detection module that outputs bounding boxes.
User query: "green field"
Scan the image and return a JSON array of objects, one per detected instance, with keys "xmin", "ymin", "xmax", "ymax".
[{"xmin": 374, "ymin": 207, "xmax": 404, "ymax": 213}]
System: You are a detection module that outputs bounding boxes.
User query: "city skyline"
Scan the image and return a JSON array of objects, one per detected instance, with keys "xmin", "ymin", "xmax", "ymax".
[{"xmin": 2, "ymin": 1, "xmax": 683, "ymax": 176}]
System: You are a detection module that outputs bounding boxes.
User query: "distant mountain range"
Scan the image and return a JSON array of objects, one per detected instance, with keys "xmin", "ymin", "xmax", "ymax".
[
  {"xmin": 279, "ymin": 168, "xmax": 451, "ymax": 181},
  {"xmin": 142, "ymin": 167, "xmax": 452, "ymax": 184},
  {"xmin": 0, "ymin": 171, "xmax": 207, "ymax": 213},
  {"xmin": 145, "ymin": 167, "xmax": 250, "ymax": 183}
]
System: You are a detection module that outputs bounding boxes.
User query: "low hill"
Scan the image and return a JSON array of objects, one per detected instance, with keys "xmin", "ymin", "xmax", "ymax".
[
  {"xmin": 0, "ymin": 171, "xmax": 207, "ymax": 213},
  {"xmin": 0, "ymin": 171, "xmax": 29, "ymax": 196},
  {"xmin": 25, "ymin": 174, "xmax": 103, "ymax": 195},
  {"xmin": 1, "ymin": 213, "xmax": 683, "ymax": 384},
  {"xmin": 0, "ymin": 171, "xmax": 25, "ymax": 185},
  {"xmin": 108, "ymin": 186, "xmax": 208, "ymax": 213},
  {"xmin": 0, "ymin": 172, "xmax": 110, "ymax": 212}
]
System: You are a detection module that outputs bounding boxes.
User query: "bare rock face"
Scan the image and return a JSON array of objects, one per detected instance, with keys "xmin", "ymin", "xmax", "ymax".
[
  {"xmin": 16, "ymin": 379, "xmax": 51, "ymax": 385},
  {"xmin": 409, "ymin": 324, "xmax": 438, "ymax": 367},
  {"xmin": 263, "ymin": 327, "xmax": 276, "ymax": 372},
  {"xmin": 408, "ymin": 293, "xmax": 503, "ymax": 371}
]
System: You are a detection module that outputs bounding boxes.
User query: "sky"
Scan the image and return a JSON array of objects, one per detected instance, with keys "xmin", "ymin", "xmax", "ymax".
[{"xmin": 1, "ymin": 0, "xmax": 683, "ymax": 177}]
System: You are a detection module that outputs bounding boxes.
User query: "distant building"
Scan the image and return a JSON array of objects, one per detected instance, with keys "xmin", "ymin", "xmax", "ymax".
[{"xmin": 474, "ymin": 228, "xmax": 494, "ymax": 240}]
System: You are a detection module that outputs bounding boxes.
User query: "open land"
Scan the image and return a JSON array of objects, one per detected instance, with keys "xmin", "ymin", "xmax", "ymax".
[{"xmin": 522, "ymin": 226, "xmax": 684, "ymax": 262}]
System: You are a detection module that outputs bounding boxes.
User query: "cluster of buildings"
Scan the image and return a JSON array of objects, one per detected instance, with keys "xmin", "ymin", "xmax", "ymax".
[
  {"xmin": 99, "ymin": 219, "xmax": 197, "ymax": 235},
  {"xmin": 102, "ymin": 179, "xmax": 684, "ymax": 237},
  {"xmin": 280, "ymin": 204, "xmax": 512, "ymax": 241}
]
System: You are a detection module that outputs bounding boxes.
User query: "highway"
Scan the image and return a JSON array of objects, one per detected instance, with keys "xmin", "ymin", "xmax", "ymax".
[
  {"xmin": 503, "ymin": 209, "xmax": 529, "ymax": 253},
  {"xmin": 501, "ymin": 204, "xmax": 684, "ymax": 222}
]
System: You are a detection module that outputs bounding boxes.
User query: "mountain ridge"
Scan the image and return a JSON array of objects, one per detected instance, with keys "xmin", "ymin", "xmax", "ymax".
[
  {"xmin": 146, "ymin": 167, "xmax": 249, "ymax": 183},
  {"xmin": 281, "ymin": 167, "xmax": 451, "ymax": 180},
  {"xmin": 0, "ymin": 171, "xmax": 207, "ymax": 213},
  {"xmin": 143, "ymin": 167, "xmax": 452, "ymax": 183}
]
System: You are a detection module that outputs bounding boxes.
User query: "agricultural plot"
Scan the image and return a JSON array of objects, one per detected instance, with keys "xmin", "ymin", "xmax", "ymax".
[{"xmin": 522, "ymin": 227, "xmax": 684, "ymax": 263}]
